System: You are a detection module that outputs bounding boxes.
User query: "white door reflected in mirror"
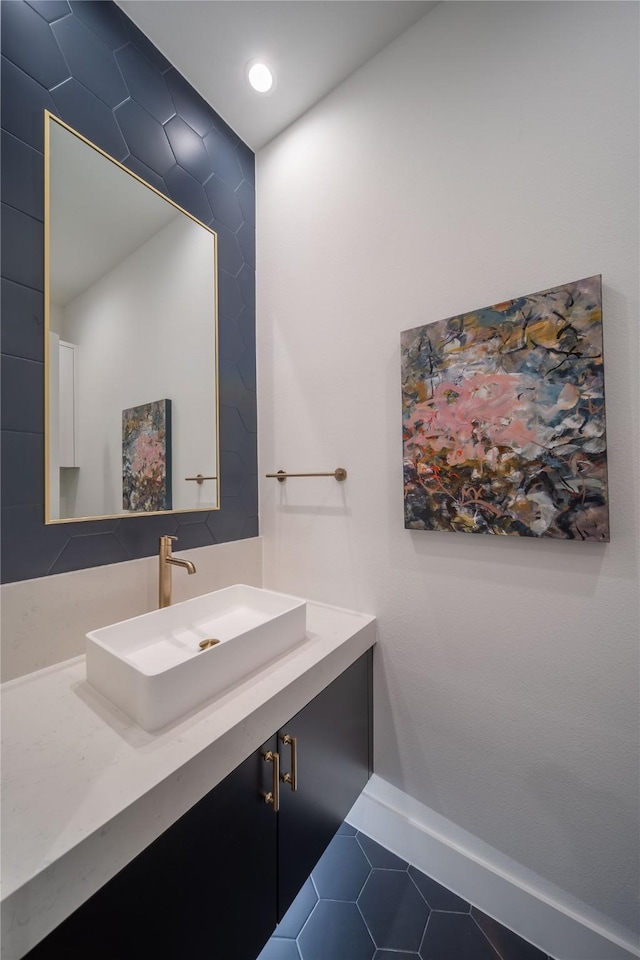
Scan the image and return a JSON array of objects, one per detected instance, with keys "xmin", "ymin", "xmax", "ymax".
[{"xmin": 45, "ymin": 112, "xmax": 219, "ymax": 522}]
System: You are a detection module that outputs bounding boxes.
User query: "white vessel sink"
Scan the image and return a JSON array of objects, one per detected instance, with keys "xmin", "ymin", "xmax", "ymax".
[{"xmin": 86, "ymin": 585, "xmax": 307, "ymax": 731}]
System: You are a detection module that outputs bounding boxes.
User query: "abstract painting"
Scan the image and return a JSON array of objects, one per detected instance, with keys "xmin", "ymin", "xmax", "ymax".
[
  {"xmin": 401, "ymin": 276, "xmax": 609, "ymax": 540},
  {"xmin": 122, "ymin": 399, "xmax": 172, "ymax": 512}
]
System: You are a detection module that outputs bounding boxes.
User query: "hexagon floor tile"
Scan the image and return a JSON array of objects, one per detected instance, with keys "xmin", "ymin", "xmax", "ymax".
[
  {"xmin": 358, "ymin": 869, "xmax": 430, "ymax": 952},
  {"xmin": 297, "ymin": 901, "xmax": 375, "ymax": 960},
  {"xmin": 313, "ymin": 835, "xmax": 371, "ymax": 901},
  {"xmin": 257, "ymin": 826, "xmax": 555, "ymax": 960}
]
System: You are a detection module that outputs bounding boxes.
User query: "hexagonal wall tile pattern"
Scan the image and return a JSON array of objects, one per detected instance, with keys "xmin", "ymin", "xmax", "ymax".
[
  {"xmin": 257, "ymin": 826, "xmax": 556, "ymax": 960},
  {"xmin": 1, "ymin": 0, "xmax": 257, "ymax": 582}
]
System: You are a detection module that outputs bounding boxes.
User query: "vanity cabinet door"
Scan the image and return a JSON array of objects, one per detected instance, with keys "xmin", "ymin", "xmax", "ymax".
[
  {"xmin": 25, "ymin": 735, "xmax": 279, "ymax": 960},
  {"xmin": 277, "ymin": 648, "xmax": 373, "ymax": 919}
]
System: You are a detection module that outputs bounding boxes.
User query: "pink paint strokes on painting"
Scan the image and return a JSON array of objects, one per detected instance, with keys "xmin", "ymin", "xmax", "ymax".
[
  {"xmin": 122, "ymin": 399, "xmax": 172, "ymax": 512},
  {"xmin": 401, "ymin": 276, "xmax": 609, "ymax": 540}
]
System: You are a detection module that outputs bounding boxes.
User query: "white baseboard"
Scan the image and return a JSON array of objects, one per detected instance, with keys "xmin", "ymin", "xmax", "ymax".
[{"xmin": 347, "ymin": 775, "xmax": 639, "ymax": 960}]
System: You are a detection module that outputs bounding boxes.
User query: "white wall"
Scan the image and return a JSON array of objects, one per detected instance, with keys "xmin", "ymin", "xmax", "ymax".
[
  {"xmin": 59, "ymin": 214, "xmax": 217, "ymax": 518},
  {"xmin": 257, "ymin": 0, "xmax": 639, "ymax": 949}
]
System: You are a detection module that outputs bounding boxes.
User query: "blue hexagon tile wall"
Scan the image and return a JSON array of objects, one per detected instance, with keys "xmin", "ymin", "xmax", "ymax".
[{"xmin": 0, "ymin": 0, "xmax": 257, "ymax": 583}]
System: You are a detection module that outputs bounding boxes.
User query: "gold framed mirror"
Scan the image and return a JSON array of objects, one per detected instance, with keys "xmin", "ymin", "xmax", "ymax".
[{"xmin": 44, "ymin": 112, "xmax": 219, "ymax": 523}]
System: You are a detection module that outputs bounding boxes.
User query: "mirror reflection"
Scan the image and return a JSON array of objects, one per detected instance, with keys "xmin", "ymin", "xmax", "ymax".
[{"xmin": 45, "ymin": 113, "xmax": 219, "ymax": 523}]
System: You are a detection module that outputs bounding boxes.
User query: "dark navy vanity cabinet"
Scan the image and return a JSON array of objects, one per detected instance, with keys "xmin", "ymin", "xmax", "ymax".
[
  {"xmin": 277, "ymin": 649, "xmax": 373, "ymax": 920},
  {"xmin": 25, "ymin": 650, "xmax": 373, "ymax": 960}
]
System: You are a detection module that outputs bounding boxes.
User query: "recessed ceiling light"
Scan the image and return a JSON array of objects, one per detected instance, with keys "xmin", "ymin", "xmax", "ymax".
[{"xmin": 247, "ymin": 61, "xmax": 274, "ymax": 94}]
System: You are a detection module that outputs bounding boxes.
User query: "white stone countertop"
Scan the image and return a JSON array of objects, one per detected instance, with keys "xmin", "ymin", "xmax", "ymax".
[{"xmin": 1, "ymin": 599, "xmax": 376, "ymax": 959}]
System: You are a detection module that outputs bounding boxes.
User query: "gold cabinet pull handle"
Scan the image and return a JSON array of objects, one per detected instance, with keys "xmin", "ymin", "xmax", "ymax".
[
  {"xmin": 263, "ymin": 751, "xmax": 279, "ymax": 812},
  {"xmin": 280, "ymin": 734, "xmax": 298, "ymax": 791}
]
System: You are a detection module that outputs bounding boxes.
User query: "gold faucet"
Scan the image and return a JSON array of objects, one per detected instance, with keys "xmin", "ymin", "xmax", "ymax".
[{"xmin": 159, "ymin": 535, "xmax": 196, "ymax": 608}]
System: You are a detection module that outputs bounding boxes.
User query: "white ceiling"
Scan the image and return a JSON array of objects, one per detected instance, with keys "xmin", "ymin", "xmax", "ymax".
[{"xmin": 116, "ymin": 1, "xmax": 438, "ymax": 151}]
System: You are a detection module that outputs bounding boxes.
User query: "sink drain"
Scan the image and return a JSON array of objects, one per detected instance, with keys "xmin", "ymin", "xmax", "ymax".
[{"xmin": 198, "ymin": 639, "xmax": 220, "ymax": 651}]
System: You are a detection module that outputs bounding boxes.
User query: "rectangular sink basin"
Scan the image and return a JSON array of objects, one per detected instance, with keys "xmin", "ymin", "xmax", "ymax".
[{"xmin": 86, "ymin": 585, "xmax": 307, "ymax": 731}]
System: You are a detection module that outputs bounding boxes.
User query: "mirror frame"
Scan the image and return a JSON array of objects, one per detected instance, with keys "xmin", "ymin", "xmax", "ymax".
[{"xmin": 44, "ymin": 111, "xmax": 220, "ymax": 524}]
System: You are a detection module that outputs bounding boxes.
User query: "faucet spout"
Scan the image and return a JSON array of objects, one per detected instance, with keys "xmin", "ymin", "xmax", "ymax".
[
  {"xmin": 159, "ymin": 535, "xmax": 197, "ymax": 608},
  {"xmin": 166, "ymin": 556, "xmax": 196, "ymax": 575}
]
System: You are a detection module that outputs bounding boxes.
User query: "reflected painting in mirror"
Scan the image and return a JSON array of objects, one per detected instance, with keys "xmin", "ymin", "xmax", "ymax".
[{"xmin": 122, "ymin": 399, "xmax": 172, "ymax": 512}]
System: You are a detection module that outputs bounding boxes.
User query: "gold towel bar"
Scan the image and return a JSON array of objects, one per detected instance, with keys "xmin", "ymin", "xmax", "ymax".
[
  {"xmin": 266, "ymin": 468, "xmax": 347, "ymax": 482},
  {"xmin": 185, "ymin": 474, "xmax": 217, "ymax": 484}
]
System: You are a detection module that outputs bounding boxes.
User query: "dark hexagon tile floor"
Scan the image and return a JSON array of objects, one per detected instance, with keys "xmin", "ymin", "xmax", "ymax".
[
  {"xmin": 257, "ymin": 826, "xmax": 555, "ymax": 960},
  {"xmin": 358, "ymin": 869, "xmax": 430, "ymax": 952},
  {"xmin": 313, "ymin": 835, "xmax": 371, "ymax": 901}
]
